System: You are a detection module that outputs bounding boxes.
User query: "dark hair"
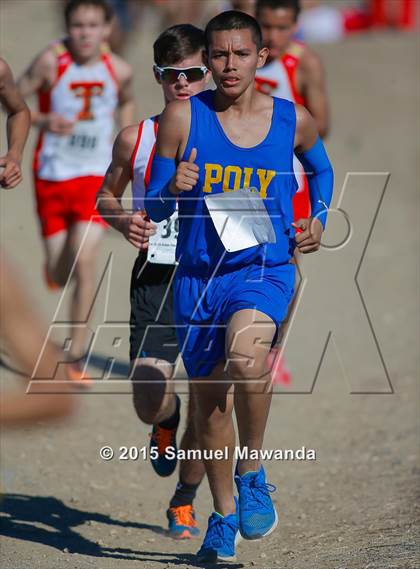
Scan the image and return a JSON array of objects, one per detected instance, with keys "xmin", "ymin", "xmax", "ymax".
[
  {"xmin": 205, "ymin": 10, "xmax": 263, "ymax": 51},
  {"xmin": 153, "ymin": 24, "xmax": 205, "ymax": 67},
  {"xmin": 256, "ymin": 0, "xmax": 301, "ymax": 21},
  {"xmin": 64, "ymin": 0, "xmax": 114, "ymax": 26}
]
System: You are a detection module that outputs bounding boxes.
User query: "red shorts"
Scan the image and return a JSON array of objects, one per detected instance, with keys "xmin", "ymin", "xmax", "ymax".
[
  {"xmin": 34, "ymin": 176, "xmax": 107, "ymax": 237},
  {"xmin": 292, "ymin": 177, "xmax": 310, "ymax": 221}
]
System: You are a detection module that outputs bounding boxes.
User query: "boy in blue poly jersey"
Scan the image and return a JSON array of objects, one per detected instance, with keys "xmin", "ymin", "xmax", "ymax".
[{"xmin": 145, "ymin": 10, "xmax": 333, "ymax": 563}]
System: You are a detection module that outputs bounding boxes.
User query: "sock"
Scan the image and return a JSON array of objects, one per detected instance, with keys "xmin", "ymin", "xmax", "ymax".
[
  {"xmin": 169, "ymin": 480, "xmax": 200, "ymax": 508},
  {"xmin": 158, "ymin": 394, "xmax": 180, "ymax": 430}
]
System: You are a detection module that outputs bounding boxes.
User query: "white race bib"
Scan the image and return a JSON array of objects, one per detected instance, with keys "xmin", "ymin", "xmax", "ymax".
[
  {"xmin": 59, "ymin": 122, "xmax": 103, "ymax": 161},
  {"xmin": 147, "ymin": 209, "xmax": 178, "ymax": 265},
  {"xmin": 204, "ymin": 188, "xmax": 276, "ymax": 252}
]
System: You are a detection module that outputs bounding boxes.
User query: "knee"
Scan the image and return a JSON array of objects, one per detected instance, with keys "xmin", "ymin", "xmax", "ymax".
[{"xmin": 226, "ymin": 354, "xmax": 269, "ymax": 383}]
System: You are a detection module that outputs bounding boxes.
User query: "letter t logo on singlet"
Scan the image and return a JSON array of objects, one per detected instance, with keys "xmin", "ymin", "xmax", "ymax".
[{"xmin": 69, "ymin": 81, "xmax": 104, "ymax": 120}]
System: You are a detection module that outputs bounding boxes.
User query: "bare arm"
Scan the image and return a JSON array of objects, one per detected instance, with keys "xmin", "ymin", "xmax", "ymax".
[
  {"xmin": 96, "ymin": 125, "xmax": 156, "ymax": 249},
  {"xmin": 300, "ymin": 49, "xmax": 330, "ymax": 138},
  {"xmin": 112, "ymin": 55, "xmax": 135, "ymax": 129},
  {"xmin": 17, "ymin": 51, "xmax": 51, "ymax": 98},
  {"xmin": 155, "ymin": 99, "xmax": 190, "ymax": 162},
  {"xmin": 294, "ymin": 103, "xmax": 319, "ymax": 152},
  {"xmin": 18, "ymin": 49, "xmax": 52, "ymax": 124},
  {"xmin": 17, "ymin": 49, "xmax": 74, "ymax": 135},
  {"xmin": 0, "ymin": 59, "xmax": 31, "ymax": 189},
  {"xmin": 118, "ymin": 74, "xmax": 135, "ymax": 129}
]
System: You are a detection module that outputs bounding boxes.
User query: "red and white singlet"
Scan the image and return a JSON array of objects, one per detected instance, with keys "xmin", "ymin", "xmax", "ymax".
[
  {"xmin": 255, "ymin": 41, "xmax": 309, "ymax": 219},
  {"xmin": 255, "ymin": 41, "xmax": 306, "ymax": 105},
  {"xmin": 131, "ymin": 115, "xmax": 179, "ymax": 266},
  {"xmin": 34, "ymin": 41, "xmax": 119, "ymax": 181},
  {"xmin": 130, "ymin": 115, "xmax": 159, "ymax": 211}
]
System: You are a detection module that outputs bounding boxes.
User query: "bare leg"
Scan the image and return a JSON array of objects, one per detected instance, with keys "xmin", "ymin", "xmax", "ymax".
[
  {"xmin": 192, "ymin": 364, "xmax": 236, "ymax": 516},
  {"xmin": 226, "ymin": 309, "xmax": 275, "ymax": 475},
  {"xmin": 131, "ymin": 356, "xmax": 182, "ymax": 480},
  {"xmin": 131, "ymin": 357, "xmax": 176, "ymax": 424},
  {"xmin": 178, "ymin": 390, "xmax": 206, "ymax": 486},
  {"xmin": 44, "ymin": 229, "xmax": 72, "ymax": 286},
  {"xmin": 67, "ymin": 222, "xmax": 104, "ymax": 360},
  {"xmin": 192, "ymin": 309, "xmax": 276, "ymax": 515}
]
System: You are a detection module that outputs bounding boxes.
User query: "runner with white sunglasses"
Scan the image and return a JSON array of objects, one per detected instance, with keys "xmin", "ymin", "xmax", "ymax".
[{"xmin": 97, "ymin": 24, "xmax": 210, "ymax": 539}]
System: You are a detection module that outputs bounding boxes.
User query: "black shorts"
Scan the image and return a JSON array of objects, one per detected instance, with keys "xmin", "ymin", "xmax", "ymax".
[{"xmin": 129, "ymin": 252, "xmax": 179, "ymax": 363}]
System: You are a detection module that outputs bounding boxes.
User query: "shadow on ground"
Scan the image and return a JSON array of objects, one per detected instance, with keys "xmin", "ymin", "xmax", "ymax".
[{"xmin": 0, "ymin": 494, "xmax": 243, "ymax": 568}]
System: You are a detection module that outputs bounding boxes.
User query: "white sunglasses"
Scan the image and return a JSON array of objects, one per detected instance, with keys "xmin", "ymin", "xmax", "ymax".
[{"xmin": 153, "ymin": 65, "xmax": 208, "ymax": 83}]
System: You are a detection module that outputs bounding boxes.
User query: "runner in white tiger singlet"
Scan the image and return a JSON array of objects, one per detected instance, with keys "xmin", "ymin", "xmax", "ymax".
[{"xmin": 18, "ymin": 0, "xmax": 134, "ymax": 381}]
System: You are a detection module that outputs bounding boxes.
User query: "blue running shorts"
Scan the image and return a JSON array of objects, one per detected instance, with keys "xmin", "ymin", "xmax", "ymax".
[{"xmin": 174, "ymin": 262, "xmax": 295, "ymax": 378}]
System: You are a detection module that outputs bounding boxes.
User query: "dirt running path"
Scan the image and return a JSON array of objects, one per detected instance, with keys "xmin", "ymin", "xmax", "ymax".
[{"xmin": 1, "ymin": 2, "xmax": 418, "ymax": 568}]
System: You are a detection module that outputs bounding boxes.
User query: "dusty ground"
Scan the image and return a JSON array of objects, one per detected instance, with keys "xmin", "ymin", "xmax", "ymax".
[{"xmin": 0, "ymin": 2, "xmax": 419, "ymax": 568}]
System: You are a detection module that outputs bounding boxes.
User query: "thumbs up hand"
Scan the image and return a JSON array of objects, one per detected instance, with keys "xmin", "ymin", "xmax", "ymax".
[{"xmin": 169, "ymin": 147, "xmax": 199, "ymax": 195}]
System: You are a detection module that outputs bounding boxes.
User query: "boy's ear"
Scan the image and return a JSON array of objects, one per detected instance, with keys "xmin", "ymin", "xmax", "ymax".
[{"xmin": 257, "ymin": 46, "xmax": 269, "ymax": 69}]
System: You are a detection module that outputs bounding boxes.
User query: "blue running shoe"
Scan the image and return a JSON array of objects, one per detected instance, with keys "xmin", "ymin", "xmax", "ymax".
[
  {"xmin": 167, "ymin": 504, "xmax": 200, "ymax": 539},
  {"xmin": 197, "ymin": 499, "xmax": 241, "ymax": 563},
  {"xmin": 235, "ymin": 465, "xmax": 278, "ymax": 540}
]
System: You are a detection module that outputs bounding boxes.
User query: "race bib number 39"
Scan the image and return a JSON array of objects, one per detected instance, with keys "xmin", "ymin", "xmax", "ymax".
[{"xmin": 147, "ymin": 210, "xmax": 178, "ymax": 265}]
